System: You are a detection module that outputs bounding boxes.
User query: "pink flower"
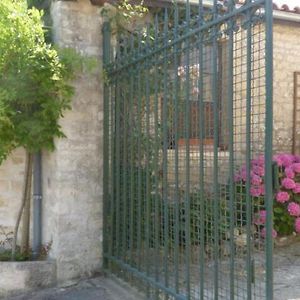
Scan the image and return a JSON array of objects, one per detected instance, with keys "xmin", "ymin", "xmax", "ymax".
[
  {"xmin": 282, "ymin": 178, "xmax": 296, "ymax": 190},
  {"xmin": 292, "ymin": 163, "xmax": 300, "ymax": 173},
  {"xmin": 273, "ymin": 155, "xmax": 284, "ymax": 167},
  {"xmin": 288, "ymin": 202, "xmax": 300, "ymax": 217},
  {"xmin": 251, "ymin": 174, "xmax": 262, "ymax": 186},
  {"xmin": 240, "ymin": 169, "xmax": 247, "ymax": 181},
  {"xmin": 254, "ymin": 210, "xmax": 267, "ymax": 225},
  {"xmin": 250, "ymin": 186, "xmax": 264, "ymax": 197},
  {"xmin": 276, "ymin": 191, "xmax": 290, "ymax": 203},
  {"xmin": 261, "ymin": 227, "xmax": 277, "ymax": 239},
  {"xmin": 251, "ymin": 156, "xmax": 264, "ymax": 167},
  {"xmin": 295, "ymin": 218, "xmax": 300, "ymax": 233},
  {"xmin": 234, "ymin": 174, "xmax": 241, "ymax": 182},
  {"xmin": 281, "ymin": 154, "xmax": 295, "ymax": 167},
  {"xmin": 273, "ymin": 154, "xmax": 294, "ymax": 168},
  {"xmin": 293, "ymin": 183, "xmax": 300, "ymax": 194},
  {"xmin": 285, "ymin": 167, "xmax": 295, "ymax": 179},
  {"xmin": 252, "ymin": 165, "xmax": 264, "ymax": 177}
]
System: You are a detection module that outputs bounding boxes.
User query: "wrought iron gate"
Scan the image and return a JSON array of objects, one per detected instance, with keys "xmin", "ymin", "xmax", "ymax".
[{"xmin": 103, "ymin": 0, "xmax": 273, "ymax": 299}]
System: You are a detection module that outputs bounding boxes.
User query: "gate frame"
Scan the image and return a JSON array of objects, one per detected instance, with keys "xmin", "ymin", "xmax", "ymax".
[
  {"xmin": 265, "ymin": 0, "xmax": 274, "ymax": 299},
  {"xmin": 102, "ymin": 0, "xmax": 274, "ymax": 298}
]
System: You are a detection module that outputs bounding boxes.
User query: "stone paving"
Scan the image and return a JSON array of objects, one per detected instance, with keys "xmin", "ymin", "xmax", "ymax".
[
  {"xmin": 4, "ymin": 240, "xmax": 300, "ymax": 300},
  {"xmin": 273, "ymin": 240, "xmax": 300, "ymax": 300},
  {"xmin": 3, "ymin": 277, "xmax": 141, "ymax": 300}
]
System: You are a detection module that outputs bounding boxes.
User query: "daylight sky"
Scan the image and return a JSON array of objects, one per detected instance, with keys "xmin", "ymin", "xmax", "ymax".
[{"xmin": 274, "ymin": 0, "xmax": 300, "ymax": 7}]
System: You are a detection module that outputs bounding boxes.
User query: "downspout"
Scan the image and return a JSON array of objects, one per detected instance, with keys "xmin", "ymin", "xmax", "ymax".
[{"xmin": 32, "ymin": 151, "xmax": 42, "ymax": 259}]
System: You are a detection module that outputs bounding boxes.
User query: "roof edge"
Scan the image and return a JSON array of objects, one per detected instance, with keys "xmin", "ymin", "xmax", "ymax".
[{"xmin": 91, "ymin": 0, "xmax": 300, "ymax": 23}]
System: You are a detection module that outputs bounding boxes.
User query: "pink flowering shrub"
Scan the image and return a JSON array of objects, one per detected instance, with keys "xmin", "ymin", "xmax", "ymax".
[{"xmin": 235, "ymin": 153, "xmax": 300, "ymax": 237}]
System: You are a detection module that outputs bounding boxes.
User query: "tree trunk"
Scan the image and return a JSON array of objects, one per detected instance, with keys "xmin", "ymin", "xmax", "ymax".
[
  {"xmin": 20, "ymin": 156, "xmax": 33, "ymax": 255},
  {"xmin": 11, "ymin": 151, "xmax": 33, "ymax": 260}
]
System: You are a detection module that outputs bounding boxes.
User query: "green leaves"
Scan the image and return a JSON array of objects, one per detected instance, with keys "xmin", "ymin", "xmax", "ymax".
[{"xmin": 0, "ymin": 0, "xmax": 73, "ymax": 164}]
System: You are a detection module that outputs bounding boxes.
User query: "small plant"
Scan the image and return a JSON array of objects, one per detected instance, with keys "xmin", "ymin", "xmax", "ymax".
[
  {"xmin": 0, "ymin": 240, "xmax": 52, "ymax": 262},
  {"xmin": 272, "ymin": 154, "xmax": 300, "ymax": 235},
  {"xmin": 235, "ymin": 153, "xmax": 300, "ymax": 237},
  {"xmin": 101, "ymin": 0, "xmax": 149, "ymax": 33},
  {"xmin": 0, "ymin": 226, "xmax": 13, "ymax": 250}
]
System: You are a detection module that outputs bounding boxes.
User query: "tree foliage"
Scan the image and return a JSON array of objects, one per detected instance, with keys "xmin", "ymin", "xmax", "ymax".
[{"xmin": 0, "ymin": 0, "xmax": 74, "ymax": 163}]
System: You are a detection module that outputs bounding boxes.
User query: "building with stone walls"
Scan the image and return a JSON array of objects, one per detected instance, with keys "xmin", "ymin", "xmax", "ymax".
[{"xmin": 1, "ymin": 0, "xmax": 300, "ymax": 292}]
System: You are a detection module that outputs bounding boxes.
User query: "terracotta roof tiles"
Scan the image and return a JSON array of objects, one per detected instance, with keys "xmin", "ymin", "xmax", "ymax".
[{"xmin": 272, "ymin": 1, "xmax": 300, "ymax": 14}]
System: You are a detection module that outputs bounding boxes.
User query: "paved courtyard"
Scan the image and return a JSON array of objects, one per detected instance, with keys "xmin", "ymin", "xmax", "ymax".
[
  {"xmin": 4, "ymin": 239, "xmax": 300, "ymax": 300},
  {"xmin": 3, "ymin": 276, "xmax": 140, "ymax": 300}
]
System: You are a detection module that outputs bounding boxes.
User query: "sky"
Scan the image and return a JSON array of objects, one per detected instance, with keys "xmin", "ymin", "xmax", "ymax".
[{"xmin": 274, "ymin": 0, "xmax": 300, "ymax": 7}]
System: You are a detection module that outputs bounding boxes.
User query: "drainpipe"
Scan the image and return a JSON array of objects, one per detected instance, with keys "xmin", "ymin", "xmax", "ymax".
[{"xmin": 32, "ymin": 151, "xmax": 42, "ymax": 260}]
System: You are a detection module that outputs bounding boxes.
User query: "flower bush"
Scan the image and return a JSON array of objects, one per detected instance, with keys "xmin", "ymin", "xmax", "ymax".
[{"xmin": 235, "ymin": 153, "xmax": 300, "ymax": 237}]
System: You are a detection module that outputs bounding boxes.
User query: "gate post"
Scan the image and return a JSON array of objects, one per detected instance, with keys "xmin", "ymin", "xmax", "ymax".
[{"xmin": 265, "ymin": 0, "xmax": 274, "ymax": 299}]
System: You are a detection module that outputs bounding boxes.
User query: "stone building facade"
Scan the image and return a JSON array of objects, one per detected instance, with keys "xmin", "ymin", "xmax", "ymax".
[
  {"xmin": 0, "ymin": 0, "xmax": 105, "ymax": 284},
  {"xmin": 0, "ymin": 0, "xmax": 300, "ymax": 289},
  {"xmin": 273, "ymin": 20, "xmax": 300, "ymax": 153}
]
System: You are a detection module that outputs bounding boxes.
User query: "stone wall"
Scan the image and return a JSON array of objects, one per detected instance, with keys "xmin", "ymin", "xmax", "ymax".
[
  {"xmin": 0, "ymin": 0, "xmax": 104, "ymax": 286},
  {"xmin": 42, "ymin": 0, "xmax": 104, "ymax": 282},
  {"xmin": 273, "ymin": 21, "xmax": 300, "ymax": 153},
  {"xmin": 0, "ymin": 261, "xmax": 56, "ymax": 298},
  {"xmin": 0, "ymin": 149, "xmax": 25, "ymax": 248}
]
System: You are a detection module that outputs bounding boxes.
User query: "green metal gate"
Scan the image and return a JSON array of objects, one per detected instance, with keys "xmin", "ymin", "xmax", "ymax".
[{"xmin": 103, "ymin": 0, "xmax": 273, "ymax": 299}]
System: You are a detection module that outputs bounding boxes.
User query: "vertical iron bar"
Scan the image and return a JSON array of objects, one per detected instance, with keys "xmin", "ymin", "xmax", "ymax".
[
  {"xmin": 162, "ymin": 8, "xmax": 170, "ymax": 295},
  {"xmin": 145, "ymin": 24, "xmax": 151, "ymax": 298},
  {"xmin": 121, "ymin": 36, "xmax": 128, "ymax": 265},
  {"xmin": 173, "ymin": 3, "xmax": 180, "ymax": 294},
  {"xmin": 197, "ymin": 1, "xmax": 205, "ymax": 299},
  {"xmin": 227, "ymin": 1, "xmax": 235, "ymax": 299},
  {"xmin": 137, "ymin": 32, "xmax": 143, "ymax": 270},
  {"xmin": 102, "ymin": 21, "xmax": 111, "ymax": 265},
  {"xmin": 265, "ymin": 0, "xmax": 274, "ymax": 299},
  {"xmin": 110, "ymin": 69, "xmax": 116, "ymax": 262},
  {"xmin": 154, "ymin": 15, "xmax": 160, "ymax": 300},
  {"xmin": 115, "ymin": 37, "xmax": 121, "ymax": 259},
  {"xmin": 184, "ymin": 1, "xmax": 191, "ymax": 298},
  {"xmin": 245, "ymin": 6, "xmax": 253, "ymax": 299},
  {"xmin": 129, "ymin": 35, "xmax": 135, "ymax": 271},
  {"xmin": 212, "ymin": 1, "xmax": 220, "ymax": 299}
]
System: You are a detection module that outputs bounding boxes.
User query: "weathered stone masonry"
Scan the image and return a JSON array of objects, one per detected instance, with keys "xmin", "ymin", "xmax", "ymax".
[
  {"xmin": 273, "ymin": 21, "xmax": 300, "ymax": 153},
  {"xmin": 42, "ymin": 0, "xmax": 104, "ymax": 282}
]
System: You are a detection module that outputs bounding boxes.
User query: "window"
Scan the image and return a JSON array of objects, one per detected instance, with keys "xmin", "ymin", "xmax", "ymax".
[{"xmin": 175, "ymin": 41, "xmax": 228, "ymax": 149}]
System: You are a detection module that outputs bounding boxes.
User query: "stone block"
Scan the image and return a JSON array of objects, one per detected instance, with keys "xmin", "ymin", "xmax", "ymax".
[{"xmin": 0, "ymin": 260, "xmax": 56, "ymax": 298}]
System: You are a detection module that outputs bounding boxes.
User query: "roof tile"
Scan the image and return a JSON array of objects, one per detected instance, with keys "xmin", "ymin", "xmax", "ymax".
[{"xmin": 272, "ymin": 1, "xmax": 300, "ymax": 14}]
